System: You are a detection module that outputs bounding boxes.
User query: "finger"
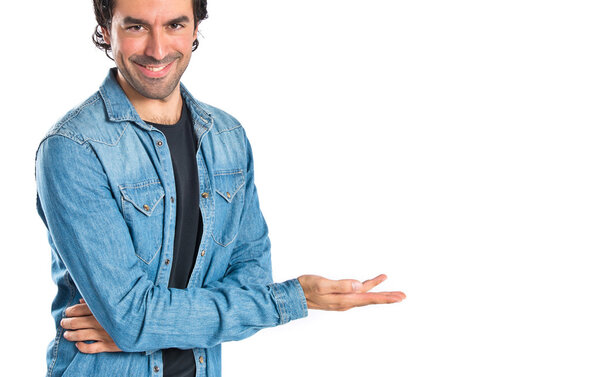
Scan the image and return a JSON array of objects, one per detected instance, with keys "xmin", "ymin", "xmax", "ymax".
[
  {"xmin": 361, "ymin": 274, "xmax": 388, "ymax": 292},
  {"xmin": 319, "ymin": 278, "xmax": 363, "ymax": 294},
  {"xmin": 349, "ymin": 291, "xmax": 406, "ymax": 307},
  {"xmin": 76, "ymin": 341, "xmax": 121, "ymax": 354},
  {"xmin": 80, "ymin": 298, "xmax": 86, "ymax": 304},
  {"xmin": 327, "ymin": 291, "xmax": 406, "ymax": 310},
  {"xmin": 61, "ymin": 315, "xmax": 100, "ymax": 330},
  {"xmin": 65, "ymin": 303, "xmax": 93, "ymax": 317},
  {"xmin": 64, "ymin": 329, "xmax": 106, "ymax": 342}
]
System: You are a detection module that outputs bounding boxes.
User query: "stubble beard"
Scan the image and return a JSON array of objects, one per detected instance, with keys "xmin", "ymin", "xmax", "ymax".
[{"xmin": 117, "ymin": 52, "xmax": 189, "ymax": 100}]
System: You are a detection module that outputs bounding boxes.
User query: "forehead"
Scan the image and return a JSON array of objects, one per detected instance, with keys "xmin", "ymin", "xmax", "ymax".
[{"xmin": 113, "ymin": 0, "xmax": 194, "ymax": 21}]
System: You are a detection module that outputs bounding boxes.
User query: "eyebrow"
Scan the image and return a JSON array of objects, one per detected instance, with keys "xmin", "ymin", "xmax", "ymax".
[{"xmin": 122, "ymin": 15, "xmax": 191, "ymax": 26}]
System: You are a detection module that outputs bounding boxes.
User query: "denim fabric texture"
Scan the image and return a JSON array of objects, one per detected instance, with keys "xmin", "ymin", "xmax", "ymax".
[{"xmin": 35, "ymin": 68, "xmax": 308, "ymax": 377}]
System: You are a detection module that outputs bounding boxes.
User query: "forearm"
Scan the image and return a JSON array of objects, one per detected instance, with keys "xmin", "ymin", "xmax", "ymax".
[
  {"xmin": 36, "ymin": 135, "xmax": 307, "ymax": 353},
  {"xmin": 109, "ymin": 278, "xmax": 306, "ymax": 352}
]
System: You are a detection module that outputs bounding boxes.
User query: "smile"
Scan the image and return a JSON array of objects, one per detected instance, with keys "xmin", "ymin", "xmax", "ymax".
[
  {"xmin": 134, "ymin": 60, "xmax": 175, "ymax": 78},
  {"xmin": 145, "ymin": 65, "xmax": 168, "ymax": 72}
]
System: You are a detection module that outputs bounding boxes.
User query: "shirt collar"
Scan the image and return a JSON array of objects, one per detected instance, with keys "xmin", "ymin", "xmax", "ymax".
[{"xmin": 98, "ymin": 67, "xmax": 212, "ymax": 131}]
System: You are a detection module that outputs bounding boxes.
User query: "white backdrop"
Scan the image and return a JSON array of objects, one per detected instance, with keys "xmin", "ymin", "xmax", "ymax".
[{"xmin": 1, "ymin": 1, "xmax": 599, "ymax": 376}]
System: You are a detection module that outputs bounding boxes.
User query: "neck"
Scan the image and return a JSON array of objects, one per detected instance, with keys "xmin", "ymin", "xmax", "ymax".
[{"xmin": 116, "ymin": 72, "xmax": 183, "ymax": 125}]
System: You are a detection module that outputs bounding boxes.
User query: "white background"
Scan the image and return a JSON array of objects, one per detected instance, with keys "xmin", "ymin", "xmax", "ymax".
[{"xmin": 1, "ymin": 0, "xmax": 599, "ymax": 376}]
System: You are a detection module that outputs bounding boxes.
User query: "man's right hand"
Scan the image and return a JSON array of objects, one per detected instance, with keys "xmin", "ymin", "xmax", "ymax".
[{"xmin": 297, "ymin": 274, "xmax": 405, "ymax": 311}]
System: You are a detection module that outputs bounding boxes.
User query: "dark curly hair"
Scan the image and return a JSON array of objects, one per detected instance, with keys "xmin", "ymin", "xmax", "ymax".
[{"xmin": 92, "ymin": 0, "xmax": 208, "ymax": 60}]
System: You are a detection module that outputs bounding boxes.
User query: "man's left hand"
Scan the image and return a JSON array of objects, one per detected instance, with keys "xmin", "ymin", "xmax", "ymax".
[{"xmin": 61, "ymin": 299, "xmax": 121, "ymax": 354}]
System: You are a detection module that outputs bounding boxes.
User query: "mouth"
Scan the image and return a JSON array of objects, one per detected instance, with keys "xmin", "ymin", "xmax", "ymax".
[{"xmin": 133, "ymin": 60, "xmax": 175, "ymax": 78}]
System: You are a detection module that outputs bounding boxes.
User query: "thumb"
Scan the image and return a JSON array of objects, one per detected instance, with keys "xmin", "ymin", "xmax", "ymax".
[{"xmin": 325, "ymin": 279, "xmax": 363, "ymax": 294}]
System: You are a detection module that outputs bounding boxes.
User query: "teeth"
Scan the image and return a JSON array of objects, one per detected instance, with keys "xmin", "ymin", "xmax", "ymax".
[{"xmin": 145, "ymin": 65, "xmax": 167, "ymax": 72}]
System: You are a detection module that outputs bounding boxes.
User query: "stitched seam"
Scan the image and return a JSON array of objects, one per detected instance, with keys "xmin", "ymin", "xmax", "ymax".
[
  {"xmin": 271, "ymin": 284, "xmax": 286, "ymax": 325},
  {"xmin": 215, "ymin": 124, "xmax": 242, "ymax": 135},
  {"xmin": 180, "ymin": 85, "xmax": 214, "ymax": 122},
  {"xmin": 119, "ymin": 181, "xmax": 164, "ymax": 264},
  {"xmin": 121, "ymin": 192, "xmax": 164, "ymax": 216},
  {"xmin": 119, "ymin": 179, "xmax": 161, "ymax": 190},
  {"xmin": 214, "ymin": 171, "xmax": 245, "ymax": 202},
  {"xmin": 44, "ymin": 96, "xmax": 129, "ymax": 147},
  {"xmin": 215, "ymin": 179, "xmax": 245, "ymax": 201},
  {"xmin": 210, "ymin": 231, "xmax": 238, "ymax": 247},
  {"xmin": 54, "ymin": 95, "xmax": 101, "ymax": 130},
  {"xmin": 83, "ymin": 122, "xmax": 129, "ymax": 146},
  {"xmin": 47, "ymin": 327, "xmax": 62, "ymax": 377},
  {"xmin": 100, "ymin": 87, "xmax": 114, "ymax": 119},
  {"xmin": 214, "ymin": 169, "xmax": 243, "ymax": 176},
  {"xmin": 48, "ymin": 271, "xmax": 77, "ymax": 377},
  {"xmin": 136, "ymin": 242, "xmax": 161, "ymax": 264}
]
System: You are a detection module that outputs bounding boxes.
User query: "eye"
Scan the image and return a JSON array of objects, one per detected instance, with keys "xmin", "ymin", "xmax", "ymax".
[
  {"xmin": 169, "ymin": 23, "xmax": 184, "ymax": 30},
  {"xmin": 126, "ymin": 25, "xmax": 144, "ymax": 32}
]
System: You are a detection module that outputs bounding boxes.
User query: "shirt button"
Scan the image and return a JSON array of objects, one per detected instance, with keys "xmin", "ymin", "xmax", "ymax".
[
  {"xmin": 199, "ymin": 356, "xmax": 204, "ymax": 364},
  {"xmin": 201, "ymin": 192, "xmax": 209, "ymax": 199},
  {"xmin": 153, "ymin": 366, "xmax": 160, "ymax": 373},
  {"xmin": 157, "ymin": 140, "xmax": 163, "ymax": 147},
  {"xmin": 226, "ymin": 192, "xmax": 231, "ymax": 199},
  {"xmin": 200, "ymin": 250, "xmax": 206, "ymax": 257},
  {"xmin": 170, "ymin": 196, "xmax": 174, "ymax": 203},
  {"xmin": 165, "ymin": 259, "xmax": 170, "ymax": 265},
  {"xmin": 143, "ymin": 204, "xmax": 150, "ymax": 211}
]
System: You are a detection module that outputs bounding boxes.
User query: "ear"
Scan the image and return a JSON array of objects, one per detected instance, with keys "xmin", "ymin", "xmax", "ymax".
[
  {"xmin": 193, "ymin": 22, "xmax": 200, "ymax": 40},
  {"xmin": 101, "ymin": 26, "xmax": 111, "ymax": 46}
]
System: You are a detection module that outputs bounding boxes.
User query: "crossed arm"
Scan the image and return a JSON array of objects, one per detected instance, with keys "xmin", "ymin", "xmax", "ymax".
[
  {"xmin": 63, "ymin": 274, "xmax": 404, "ymax": 353},
  {"xmin": 37, "ymin": 134, "xmax": 405, "ymax": 354}
]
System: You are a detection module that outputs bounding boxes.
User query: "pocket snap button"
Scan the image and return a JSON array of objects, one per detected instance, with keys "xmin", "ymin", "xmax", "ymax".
[{"xmin": 143, "ymin": 204, "xmax": 150, "ymax": 211}]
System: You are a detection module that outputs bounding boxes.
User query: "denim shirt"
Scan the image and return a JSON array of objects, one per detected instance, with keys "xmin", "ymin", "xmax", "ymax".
[{"xmin": 35, "ymin": 68, "xmax": 308, "ymax": 377}]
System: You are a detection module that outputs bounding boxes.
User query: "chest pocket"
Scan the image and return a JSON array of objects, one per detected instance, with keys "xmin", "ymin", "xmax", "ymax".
[
  {"xmin": 211, "ymin": 169, "xmax": 245, "ymax": 247},
  {"xmin": 119, "ymin": 179, "xmax": 165, "ymax": 264}
]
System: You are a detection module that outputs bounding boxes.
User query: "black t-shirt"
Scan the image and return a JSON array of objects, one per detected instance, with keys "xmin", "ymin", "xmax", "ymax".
[{"xmin": 146, "ymin": 101, "xmax": 202, "ymax": 377}]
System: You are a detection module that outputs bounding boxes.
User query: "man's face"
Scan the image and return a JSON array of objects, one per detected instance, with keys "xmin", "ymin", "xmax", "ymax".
[{"xmin": 104, "ymin": 0, "xmax": 197, "ymax": 100}]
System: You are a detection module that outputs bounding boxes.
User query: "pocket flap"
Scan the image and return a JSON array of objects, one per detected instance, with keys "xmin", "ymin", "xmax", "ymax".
[
  {"xmin": 214, "ymin": 170, "xmax": 245, "ymax": 203},
  {"xmin": 119, "ymin": 180, "xmax": 165, "ymax": 216}
]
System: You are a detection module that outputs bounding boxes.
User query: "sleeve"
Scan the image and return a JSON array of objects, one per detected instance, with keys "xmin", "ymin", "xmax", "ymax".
[
  {"xmin": 204, "ymin": 129, "xmax": 280, "ymax": 287},
  {"xmin": 35, "ymin": 134, "xmax": 307, "ymax": 353},
  {"xmin": 200, "ymin": 129, "xmax": 308, "ymax": 330}
]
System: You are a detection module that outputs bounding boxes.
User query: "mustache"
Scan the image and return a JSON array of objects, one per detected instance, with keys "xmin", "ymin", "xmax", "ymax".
[{"xmin": 130, "ymin": 53, "xmax": 182, "ymax": 66}]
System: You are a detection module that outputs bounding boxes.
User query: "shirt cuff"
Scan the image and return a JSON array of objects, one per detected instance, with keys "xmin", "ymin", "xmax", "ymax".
[{"xmin": 269, "ymin": 278, "xmax": 309, "ymax": 324}]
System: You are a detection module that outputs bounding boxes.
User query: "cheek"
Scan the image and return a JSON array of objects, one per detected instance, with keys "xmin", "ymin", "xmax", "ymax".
[
  {"xmin": 173, "ymin": 34, "xmax": 196, "ymax": 51},
  {"xmin": 113, "ymin": 37, "xmax": 147, "ymax": 58}
]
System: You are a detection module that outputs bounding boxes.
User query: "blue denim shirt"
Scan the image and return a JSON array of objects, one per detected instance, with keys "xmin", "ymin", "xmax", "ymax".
[{"xmin": 35, "ymin": 68, "xmax": 308, "ymax": 377}]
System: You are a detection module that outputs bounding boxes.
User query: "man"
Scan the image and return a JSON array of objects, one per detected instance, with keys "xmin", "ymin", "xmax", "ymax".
[{"xmin": 35, "ymin": 0, "xmax": 406, "ymax": 376}]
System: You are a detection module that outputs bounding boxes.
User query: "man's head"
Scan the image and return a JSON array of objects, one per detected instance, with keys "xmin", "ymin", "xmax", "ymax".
[{"xmin": 92, "ymin": 0, "xmax": 208, "ymax": 100}]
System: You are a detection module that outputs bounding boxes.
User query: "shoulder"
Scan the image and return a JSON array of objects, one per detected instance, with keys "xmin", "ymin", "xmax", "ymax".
[
  {"xmin": 199, "ymin": 103, "xmax": 243, "ymax": 133},
  {"xmin": 183, "ymin": 93, "xmax": 247, "ymax": 138},
  {"xmin": 41, "ymin": 91, "xmax": 127, "ymax": 146}
]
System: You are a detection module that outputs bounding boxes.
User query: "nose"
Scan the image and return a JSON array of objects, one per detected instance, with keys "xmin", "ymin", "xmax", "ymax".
[{"xmin": 145, "ymin": 30, "xmax": 168, "ymax": 61}]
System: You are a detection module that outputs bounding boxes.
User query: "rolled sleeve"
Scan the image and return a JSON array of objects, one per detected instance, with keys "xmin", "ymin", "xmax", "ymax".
[{"xmin": 270, "ymin": 279, "xmax": 309, "ymax": 324}]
